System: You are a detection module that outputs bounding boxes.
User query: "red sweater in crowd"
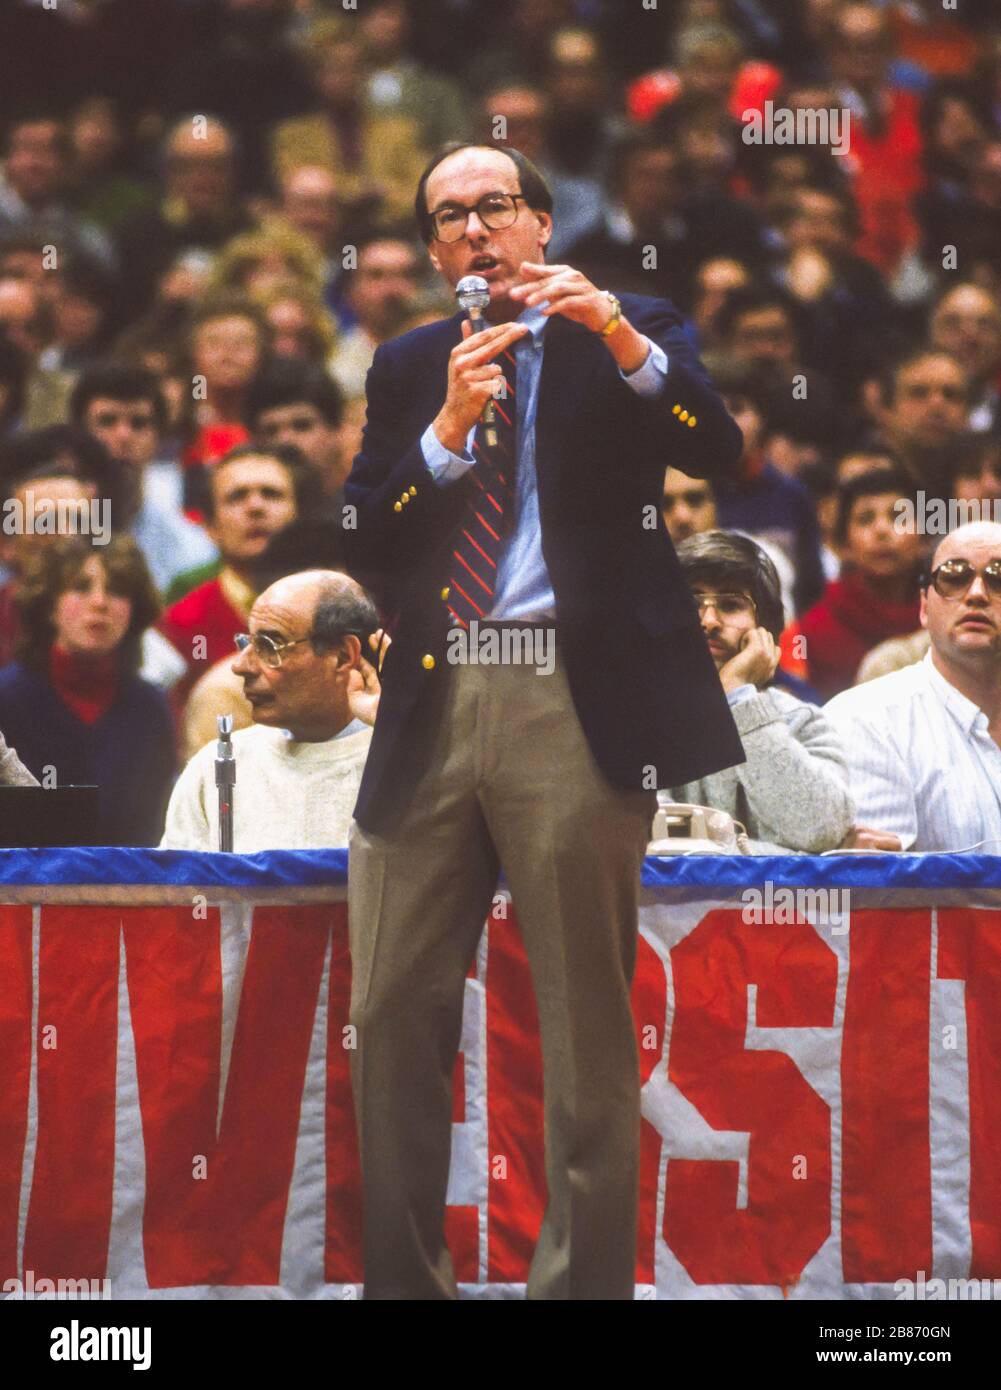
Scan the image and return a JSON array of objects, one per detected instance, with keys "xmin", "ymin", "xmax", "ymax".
[
  {"xmin": 158, "ymin": 569, "xmax": 254, "ymax": 712},
  {"xmin": 780, "ymin": 569, "xmax": 921, "ymax": 703}
]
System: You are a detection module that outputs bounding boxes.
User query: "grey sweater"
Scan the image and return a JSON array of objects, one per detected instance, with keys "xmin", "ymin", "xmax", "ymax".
[
  {"xmin": 0, "ymin": 730, "xmax": 38, "ymax": 787},
  {"xmin": 669, "ymin": 685, "xmax": 854, "ymax": 853}
]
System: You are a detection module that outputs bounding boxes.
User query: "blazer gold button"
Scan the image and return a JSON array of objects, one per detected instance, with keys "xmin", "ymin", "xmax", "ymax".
[
  {"xmin": 688, "ymin": 416, "xmax": 697, "ymax": 427},
  {"xmin": 679, "ymin": 410, "xmax": 689, "ymax": 421},
  {"xmin": 394, "ymin": 501, "xmax": 402, "ymax": 511},
  {"xmin": 672, "ymin": 404, "xmax": 682, "ymax": 415},
  {"xmin": 402, "ymin": 493, "xmax": 410, "ymax": 504},
  {"xmin": 421, "ymin": 654, "xmax": 435, "ymax": 670},
  {"xmin": 409, "ymin": 486, "xmax": 417, "ymax": 496},
  {"xmin": 441, "ymin": 586, "xmax": 450, "ymax": 600}
]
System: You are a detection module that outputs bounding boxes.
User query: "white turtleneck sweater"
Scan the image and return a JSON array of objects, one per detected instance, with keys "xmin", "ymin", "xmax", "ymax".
[{"xmin": 160, "ymin": 720, "xmax": 372, "ymax": 853}]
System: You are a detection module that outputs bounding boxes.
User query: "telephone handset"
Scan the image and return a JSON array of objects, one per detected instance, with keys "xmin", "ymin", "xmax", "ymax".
[{"xmin": 648, "ymin": 796, "xmax": 749, "ymax": 855}]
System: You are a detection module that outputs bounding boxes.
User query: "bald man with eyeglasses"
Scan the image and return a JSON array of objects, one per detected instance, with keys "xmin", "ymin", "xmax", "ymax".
[
  {"xmin": 826, "ymin": 521, "xmax": 1001, "ymax": 853},
  {"xmin": 160, "ymin": 570, "xmax": 380, "ymax": 852}
]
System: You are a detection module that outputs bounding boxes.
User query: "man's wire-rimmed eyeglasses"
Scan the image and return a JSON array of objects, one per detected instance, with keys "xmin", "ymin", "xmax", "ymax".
[{"xmin": 234, "ymin": 632, "xmax": 312, "ymax": 669}]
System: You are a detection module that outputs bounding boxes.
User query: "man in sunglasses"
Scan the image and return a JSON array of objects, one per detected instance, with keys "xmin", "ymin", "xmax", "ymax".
[
  {"xmin": 826, "ymin": 521, "xmax": 1001, "ymax": 853},
  {"xmin": 160, "ymin": 568, "xmax": 378, "ymax": 852},
  {"xmin": 342, "ymin": 141, "xmax": 743, "ymax": 1300}
]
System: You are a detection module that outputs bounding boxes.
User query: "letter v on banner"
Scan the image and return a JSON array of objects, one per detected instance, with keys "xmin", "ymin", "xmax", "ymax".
[{"xmin": 122, "ymin": 906, "xmax": 331, "ymax": 1287}]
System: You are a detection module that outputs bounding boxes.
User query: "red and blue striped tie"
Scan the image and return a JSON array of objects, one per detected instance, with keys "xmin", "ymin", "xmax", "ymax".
[{"xmin": 446, "ymin": 348, "xmax": 518, "ymax": 629}]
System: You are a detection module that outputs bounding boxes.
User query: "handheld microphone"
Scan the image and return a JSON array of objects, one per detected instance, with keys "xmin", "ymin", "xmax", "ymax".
[
  {"xmin": 455, "ymin": 274, "xmax": 498, "ymax": 449},
  {"xmin": 215, "ymin": 714, "xmax": 236, "ymax": 853}
]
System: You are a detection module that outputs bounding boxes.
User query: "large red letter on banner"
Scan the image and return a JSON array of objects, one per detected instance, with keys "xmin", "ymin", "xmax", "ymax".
[
  {"xmin": 23, "ymin": 906, "xmax": 120, "ymax": 1281},
  {"xmin": 841, "ymin": 909, "xmax": 932, "ymax": 1282},
  {"xmin": 0, "ymin": 906, "xmax": 34, "ymax": 1281},
  {"xmin": 938, "ymin": 908, "xmax": 1001, "ymax": 1275},
  {"xmin": 125, "ymin": 905, "xmax": 330, "ymax": 1287},
  {"xmin": 664, "ymin": 909, "xmax": 837, "ymax": 1287}
]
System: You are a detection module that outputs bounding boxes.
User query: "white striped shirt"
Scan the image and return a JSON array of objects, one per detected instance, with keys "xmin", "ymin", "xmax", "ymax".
[{"xmin": 824, "ymin": 652, "xmax": 1001, "ymax": 852}]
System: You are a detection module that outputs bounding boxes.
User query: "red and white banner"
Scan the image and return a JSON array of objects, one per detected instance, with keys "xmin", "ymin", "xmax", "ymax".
[{"xmin": 2, "ymin": 860, "xmax": 1000, "ymax": 1299}]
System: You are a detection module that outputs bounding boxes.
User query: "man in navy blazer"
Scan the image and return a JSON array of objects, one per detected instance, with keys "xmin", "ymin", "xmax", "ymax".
[{"xmin": 343, "ymin": 142, "xmax": 744, "ymax": 1301}]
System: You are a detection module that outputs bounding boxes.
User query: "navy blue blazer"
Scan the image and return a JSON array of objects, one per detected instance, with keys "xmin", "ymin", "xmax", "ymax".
[{"xmin": 344, "ymin": 291, "xmax": 746, "ymax": 835}]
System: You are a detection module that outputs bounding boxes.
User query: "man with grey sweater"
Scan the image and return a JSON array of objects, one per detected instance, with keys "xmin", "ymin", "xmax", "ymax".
[{"xmin": 670, "ymin": 532, "xmax": 854, "ymax": 853}]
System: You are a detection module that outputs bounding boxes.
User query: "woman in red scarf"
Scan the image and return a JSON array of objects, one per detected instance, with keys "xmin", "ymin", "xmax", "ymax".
[{"xmin": 0, "ymin": 535, "xmax": 176, "ymax": 844}]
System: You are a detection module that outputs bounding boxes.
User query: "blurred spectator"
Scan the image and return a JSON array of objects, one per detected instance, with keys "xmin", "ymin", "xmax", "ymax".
[
  {"xmin": 769, "ymin": 181, "xmax": 902, "ymax": 394},
  {"xmin": 271, "ymin": 15, "xmax": 427, "ymax": 229},
  {"xmin": 928, "ymin": 282, "xmax": 1001, "ymax": 433},
  {"xmin": 479, "ymin": 84, "xmax": 603, "ymax": 260},
  {"xmin": 0, "ymin": 276, "xmax": 53, "ymax": 367},
  {"xmin": 179, "ymin": 514, "xmax": 349, "ymax": 759},
  {"xmin": 115, "ymin": 117, "xmax": 253, "ymax": 320},
  {"xmin": 543, "ymin": 26, "xmax": 623, "ymax": 185},
  {"xmin": 360, "ymin": 0, "xmax": 472, "ymax": 153},
  {"xmin": 661, "ymin": 468, "xmax": 718, "ymax": 546},
  {"xmin": 781, "ymin": 465, "xmax": 926, "ymax": 701},
  {"xmin": 186, "ymin": 293, "xmax": 270, "ymax": 441},
  {"xmin": 0, "ymin": 534, "xmax": 175, "ymax": 846},
  {"xmin": 918, "ymin": 80, "xmax": 990, "ymax": 197},
  {"xmin": 714, "ymin": 284, "xmax": 807, "ymax": 388},
  {"xmin": 0, "ymin": 116, "xmax": 116, "ymax": 270},
  {"xmin": 825, "ymin": 520, "xmax": 1001, "ymax": 852},
  {"xmin": 257, "ymin": 281, "xmax": 337, "ymax": 365},
  {"xmin": 247, "ymin": 359, "xmax": 348, "ymax": 509},
  {"xmin": 628, "ymin": 21, "xmax": 782, "ymax": 127},
  {"xmin": 566, "ymin": 130, "xmax": 758, "ymax": 310},
  {"xmin": 329, "ymin": 235, "xmax": 422, "ymax": 397},
  {"xmin": 951, "ymin": 432, "xmax": 1001, "ymax": 512},
  {"xmin": 70, "ymin": 363, "xmax": 218, "ymax": 593},
  {"xmin": 205, "ymin": 225, "xmax": 326, "ymax": 302},
  {"xmin": 758, "ymin": 385, "xmax": 842, "ymax": 480},
  {"xmin": 689, "ymin": 256, "xmax": 752, "ymax": 351},
  {"xmin": 919, "ymin": 138, "xmax": 1001, "ymax": 294},
  {"xmin": 710, "ymin": 359, "xmax": 826, "ymax": 613},
  {"xmin": 41, "ymin": 254, "xmax": 120, "ymax": 374},
  {"xmin": 159, "ymin": 443, "xmax": 319, "ymax": 706},
  {"xmin": 669, "ymin": 530, "xmax": 852, "ymax": 851},
  {"xmin": 823, "ymin": 1, "xmax": 926, "ymax": 281},
  {"xmin": 0, "ymin": 273, "xmax": 79, "ymax": 430},
  {"xmin": 161, "ymin": 569, "xmax": 375, "ymax": 849},
  {"xmin": 165, "ymin": 0, "xmax": 311, "ymax": 195},
  {"xmin": 0, "ymin": 422, "xmax": 182, "ymax": 688},
  {"xmin": 0, "ymin": 445, "xmax": 102, "ymax": 665},
  {"xmin": 867, "ymin": 348, "xmax": 971, "ymax": 496},
  {"xmin": 272, "ymin": 165, "xmax": 345, "ymax": 292},
  {"xmin": 66, "ymin": 97, "xmax": 155, "ymax": 235}
]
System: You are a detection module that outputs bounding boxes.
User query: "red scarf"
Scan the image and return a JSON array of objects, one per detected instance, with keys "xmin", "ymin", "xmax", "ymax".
[{"xmin": 49, "ymin": 645, "xmax": 119, "ymax": 725}]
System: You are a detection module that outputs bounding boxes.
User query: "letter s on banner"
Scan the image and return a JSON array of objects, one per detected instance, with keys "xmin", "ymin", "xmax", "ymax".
[{"xmin": 663, "ymin": 909, "xmax": 837, "ymax": 1286}]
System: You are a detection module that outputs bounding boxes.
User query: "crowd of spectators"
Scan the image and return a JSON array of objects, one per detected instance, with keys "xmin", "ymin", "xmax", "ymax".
[{"xmin": 1, "ymin": 0, "xmax": 1001, "ymax": 854}]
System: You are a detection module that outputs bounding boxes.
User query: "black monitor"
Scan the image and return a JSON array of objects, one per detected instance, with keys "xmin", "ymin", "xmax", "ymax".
[{"xmin": 0, "ymin": 787, "xmax": 101, "ymax": 849}]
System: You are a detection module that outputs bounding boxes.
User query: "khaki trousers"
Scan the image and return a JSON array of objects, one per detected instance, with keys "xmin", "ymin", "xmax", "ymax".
[{"xmin": 347, "ymin": 645, "xmax": 655, "ymax": 1299}]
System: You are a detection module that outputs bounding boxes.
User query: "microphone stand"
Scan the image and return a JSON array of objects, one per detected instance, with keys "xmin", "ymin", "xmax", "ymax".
[{"xmin": 215, "ymin": 714, "xmax": 235, "ymax": 853}]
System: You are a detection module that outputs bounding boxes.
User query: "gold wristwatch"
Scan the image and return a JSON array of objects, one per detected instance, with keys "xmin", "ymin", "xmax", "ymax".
[{"xmin": 600, "ymin": 292, "xmax": 623, "ymax": 337}]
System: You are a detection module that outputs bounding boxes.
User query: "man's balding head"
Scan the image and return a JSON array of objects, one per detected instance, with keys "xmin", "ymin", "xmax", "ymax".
[{"xmin": 232, "ymin": 569, "xmax": 379, "ymax": 739}]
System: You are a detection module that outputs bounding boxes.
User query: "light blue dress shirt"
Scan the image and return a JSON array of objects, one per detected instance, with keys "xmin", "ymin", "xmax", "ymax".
[{"xmin": 420, "ymin": 304, "xmax": 668, "ymax": 619}]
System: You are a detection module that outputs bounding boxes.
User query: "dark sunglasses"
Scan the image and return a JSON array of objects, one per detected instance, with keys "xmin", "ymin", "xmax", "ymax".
[{"xmin": 927, "ymin": 559, "xmax": 1001, "ymax": 599}]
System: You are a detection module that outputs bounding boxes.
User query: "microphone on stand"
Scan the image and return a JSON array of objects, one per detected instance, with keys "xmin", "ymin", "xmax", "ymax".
[
  {"xmin": 215, "ymin": 714, "xmax": 235, "ymax": 853},
  {"xmin": 455, "ymin": 274, "xmax": 498, "ymax": 449}
]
